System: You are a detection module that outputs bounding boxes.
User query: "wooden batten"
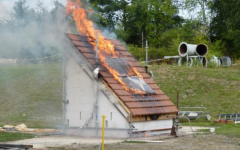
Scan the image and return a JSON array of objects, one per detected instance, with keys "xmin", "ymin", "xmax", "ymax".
[
  {"xmin": 132, "ymin": 126, "xmax": 182, "ymax": 133},
  {"xmin": 127, "ymin": 113, "xmax": 177, "ymax": 122}
]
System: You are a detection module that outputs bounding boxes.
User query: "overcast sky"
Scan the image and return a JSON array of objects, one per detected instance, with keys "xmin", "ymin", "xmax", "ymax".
[
  {"xmin": 0, "ymin": 0, "xmax": 67, "ymax": 19},
  {"xmin": 0, "ymin": 0, "xmax": 193, "ymax": 20}
]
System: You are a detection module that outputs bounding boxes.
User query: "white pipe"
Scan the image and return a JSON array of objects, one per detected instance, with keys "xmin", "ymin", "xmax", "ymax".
[
  {"xmin": 164, "ymin": 56, "xmax": 183, "ymax": 59},
  {"xmin": 210, "ymin": 55, "xmax": 221, "ymax": 67},
  {"xmin": 187, "ymin": 44, "xmax": 197, "ymax": 56},
  {"xmin": 178, "ymin": 42, "xmax": 208, "ymax": 57},
  {"xmin": 201, "ymin": 56, "xmax": 208, "ymax": 68},
  {"xmin": 145, "ymin": 40, "xmax": 148, "ymax": 66},
  {"xmin": 188, "ymin": 56, "xmax": 199, "ymax": 58},
  {"xmin": 178, "ymin": 58, "xmax": 193, "ymax": 66},
  {"xmin": 178, "ymin": 42, "xmax": 188, "ymax": 57},
  {"xmin": 196, "ymin": 43, "xmax": 208, "ymax": 56},
  {"xmin": 62, "ymin": 53, "xmax": 67, "ymax": 133},
  {"xmin": 93, "ymin": 68, "xmax": 100, "ymax": 137}
]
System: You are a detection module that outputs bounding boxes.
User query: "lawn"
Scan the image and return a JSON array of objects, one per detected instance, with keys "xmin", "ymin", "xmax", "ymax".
[
  {"xmin": 150, "ymin": 64, "xmax": 240, "ymax": 117},
  {"xmin": 0, "ymin": 132, "xmax": 35, "ymax": 142},
  {"xmin": 0, "ymin": 62, "xmax": 240, "ymax": 138},
  {"xmin": 0, "ymin": 63, "xmax": 63, "ymax": 128},
  {"xmin": 149, "ymin": 63, "xmax": 240, "ymax": 137}
]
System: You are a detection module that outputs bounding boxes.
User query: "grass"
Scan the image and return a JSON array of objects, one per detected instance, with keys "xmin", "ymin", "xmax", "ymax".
[
  {"xmin": 215, "ymin": 123, "xmax": 240, "ymax": 138},
  {"xmin": 124, "ymin": 140, "xmax": 147, "ymax": 143},
  {"xmin": 195, "ymin": 124, "xmax": 240, "ymax": 139},
  {"xmin": 0, "ymin": 63, "xmax": 63, "ymax": 128},
  {"xmin": 149, "ymin": 64, "xmax": 240, "ymax": 137},
  {"xmin": 0, "ymin": 132, "xmax": 35, "ymax": 142},
  {"xmin": 1, "ymin": 62, "xmax": 240, "ymax": 138},
  {"xmin": 150, "ymin": 64, "xmax": 240, "ymax": 118}
]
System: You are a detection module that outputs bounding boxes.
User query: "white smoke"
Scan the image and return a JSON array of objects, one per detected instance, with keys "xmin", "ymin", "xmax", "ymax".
[
  {"xmin": 101, "ymin": 29, "xmax": 117, "ymax": 40},
  {"xmin": 0, "ymin": 0, "xmax": 67, "ymax": 59}
]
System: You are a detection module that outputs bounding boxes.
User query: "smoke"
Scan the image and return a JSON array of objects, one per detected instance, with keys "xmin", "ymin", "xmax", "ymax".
[
  {"xmin": 0, "ymin": 1, "xmax": 67, "ymax": 59},
  {"xmin": 0, "ymin": 1, "xmax": 69, "ymax": 128},
  {"xmin": 101, "ymin": 29, "xmax": 117, "ymax": 40}
]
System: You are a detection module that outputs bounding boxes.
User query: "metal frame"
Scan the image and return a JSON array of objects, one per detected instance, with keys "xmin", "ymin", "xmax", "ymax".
[
  {"xmin": 0, "ymin": 144, "xmax": 33, "ymax": 149},
  {"xmin": 178, "ymin": 107, "xmax": 211, "ymax": 121},
  {"xmin": 218, "ymin": 113, "xmax": 240, "ymax": 124}
]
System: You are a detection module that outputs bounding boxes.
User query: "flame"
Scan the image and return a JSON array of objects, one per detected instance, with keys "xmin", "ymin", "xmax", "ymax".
[{"xmin": 66, "ymin": 0, "xmax": 144, "ymax": 94}]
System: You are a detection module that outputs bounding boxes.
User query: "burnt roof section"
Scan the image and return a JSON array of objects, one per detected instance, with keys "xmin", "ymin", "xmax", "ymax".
[{"xmin": 66, "ymin": 33, "xmax": 178, "ymax": 116}]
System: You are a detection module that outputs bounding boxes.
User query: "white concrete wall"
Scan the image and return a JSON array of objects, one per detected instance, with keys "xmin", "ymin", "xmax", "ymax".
[
  {"xmin": 65, "ymin": 53, "xmax": 129, "ymax": 137},
  {"xmin": 133, "ymin": 120, "xmax": 172, "ymax": 131}
]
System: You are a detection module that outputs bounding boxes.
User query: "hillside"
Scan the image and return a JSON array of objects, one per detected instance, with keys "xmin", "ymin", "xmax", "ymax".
[
  {"xmin": 150, "ymin": 64, "xmax": 240, "ymax": 118},
  {"xmin": 0, "ymin": 64, "xmax": 63, "ymax": 128},
  {"xmin": 0, "ymin": 63, "xmax": 239, "ymax": 128}
]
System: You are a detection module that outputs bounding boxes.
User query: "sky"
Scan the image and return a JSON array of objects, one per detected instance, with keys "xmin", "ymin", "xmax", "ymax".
[
  {"xmin": 0, "ymin": 0, "xmax": 67, "ymax": 19},
  {"xmin": 0, "ymin": 0, "xmax": 194, "ymax": 20}
]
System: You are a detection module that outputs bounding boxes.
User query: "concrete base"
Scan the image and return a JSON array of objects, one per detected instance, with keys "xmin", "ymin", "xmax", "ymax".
[
  {"xmin": 65, "ymin": 128, "xmax": 130, "ymax": 138},
  {"xmin": 64, "ymin": 127, "xmax": 171, "ymax": 139}
]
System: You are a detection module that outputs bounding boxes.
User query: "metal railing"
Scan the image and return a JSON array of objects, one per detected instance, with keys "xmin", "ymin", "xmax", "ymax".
[{"xmin": 178, "ymin": 107, "xmax": 211, "ymax": 121}]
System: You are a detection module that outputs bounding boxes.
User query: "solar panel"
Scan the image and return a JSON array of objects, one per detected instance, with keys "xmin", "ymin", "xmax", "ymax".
[{"xmin": 105, "ymin": 57, "xmax": 154, "ymax": 94}]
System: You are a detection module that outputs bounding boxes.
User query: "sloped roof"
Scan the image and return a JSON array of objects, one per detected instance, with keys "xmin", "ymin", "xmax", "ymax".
[{"xmin": 66, "ymin": 33, "xmax": 178, "ymax": 116}]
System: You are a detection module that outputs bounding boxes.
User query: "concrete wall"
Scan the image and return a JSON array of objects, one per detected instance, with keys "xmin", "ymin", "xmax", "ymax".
[
  {"xmin": 134, "ymin": 120, "xmax": 172, "ymax": 131},
  {"xmin": 65, "ymin": 51, "xmax": 129, "ymax": 138}
]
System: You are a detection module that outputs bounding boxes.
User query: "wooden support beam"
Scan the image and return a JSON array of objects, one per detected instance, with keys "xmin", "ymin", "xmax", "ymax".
[{"xmin": 127, "ymin": 113, "xmax": 177, "ymax": 122}]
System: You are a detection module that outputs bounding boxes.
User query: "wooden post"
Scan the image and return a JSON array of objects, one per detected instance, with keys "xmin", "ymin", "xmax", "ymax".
[{"xmin": 177, "ymin": 91, "xmax": 179, "ymax": 109}]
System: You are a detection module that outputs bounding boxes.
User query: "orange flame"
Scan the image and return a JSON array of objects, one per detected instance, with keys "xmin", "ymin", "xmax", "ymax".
[{"xmin": 66, "ymin": 0, "xmax": 144, "ymax": 94}]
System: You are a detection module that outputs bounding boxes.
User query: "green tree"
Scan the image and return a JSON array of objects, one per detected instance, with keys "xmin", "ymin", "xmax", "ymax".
[
  {"xmin": 210, "ymin": 0, "xmax": 240, "ymax": 58},
  {"xmin": 12, "ymin": 0, "xmax": 36, "ymax": 26},
  {"xmin": 89, "ymin": 0, "xmax": 130, "ymax": 31},
  {"xmin": 125, "ymin": 0, "xmax": 182, "ymax": 46},
  {"xmin": 184, "ymin": 0, "xmax": 212, "ymax": 41}
]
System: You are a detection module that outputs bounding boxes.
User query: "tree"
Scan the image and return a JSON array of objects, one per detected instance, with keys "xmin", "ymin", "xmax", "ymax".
[
  {"xmin": 184, "ymin": 0, "xmax": 212, "ymax": 41},
  {"xmin": 89, "ymin": 0, "xmax": 130, "ymax": 31},
  {"xmin": 0, "ymin": 0, "xmax": 66, "ymax": 59},
  {"xmin": 11, "ymin": 0, "xmax": 35, "ymax": 26},
  {"xmin": 124, "ymin": 0, "xmax": 183, "ymax": 46},
  {"xmin": 210, "ymin": 0, "xmax": 240, "ymax": 58}
]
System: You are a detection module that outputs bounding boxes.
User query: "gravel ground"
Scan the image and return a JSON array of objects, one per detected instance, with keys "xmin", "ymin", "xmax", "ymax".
[
  {"xmin": 2, "ymin": 126, "xmax": 240, "ymax": 150},
  {"xmin": 2, "ymin": 136, "xmax": 124, "ymax": 149},
  {"xmin": 46, "ymin": 134, "xmax": 240, "ymax": 150}
]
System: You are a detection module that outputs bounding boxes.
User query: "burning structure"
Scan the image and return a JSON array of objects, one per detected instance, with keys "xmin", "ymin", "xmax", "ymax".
[{"xmin": 63, "ymin": 1, "xmax": 178, "ymax": 138}]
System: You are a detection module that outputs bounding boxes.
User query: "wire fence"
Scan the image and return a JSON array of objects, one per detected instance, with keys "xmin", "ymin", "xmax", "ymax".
[{"xmin": 0, "ymin": 54, "xmax": 62, "ymax": 65}]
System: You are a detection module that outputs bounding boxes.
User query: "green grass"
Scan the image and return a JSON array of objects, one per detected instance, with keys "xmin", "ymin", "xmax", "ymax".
[
  {"xmin": 215, "ymin": 123, "xmax": 240, "ymax": 138},
  {"xmin": 197, "ymin": 129, "xmax": 210, "ymax": 132},
  {"xmin": 0, "ymin": 63, "xmax": 63, "ymax": 128},
  {"xmin": 1, "ymin": 62, "xmax": 240, "ymax": 138},
  {"xmin": 0, "ymin": 132, "xmax": 35, "ymax": 142},
  {"xmin": 124, "ymin": 140, "xmax": 147, "ymax": 143},
  {"xmin": 150, "ymin": 64, "xmax": 240, "ymax": 137},
  {"xmin": 150, "ymin": 64, "xmax": 240, "ymax": 118},
  {"xmin": 180, "ymin": 120, "xmax": 213, "ymax": 126}
]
